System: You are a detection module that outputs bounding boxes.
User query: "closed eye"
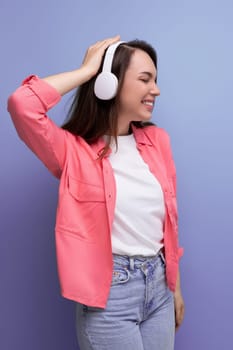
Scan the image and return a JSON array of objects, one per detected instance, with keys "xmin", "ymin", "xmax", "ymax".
[{"xmin": 139, "ymin": 78, "xmax": 150, "ymax": 83}]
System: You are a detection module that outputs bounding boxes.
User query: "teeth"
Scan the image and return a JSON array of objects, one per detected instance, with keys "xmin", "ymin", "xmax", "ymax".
[{"xmin": 143, "ymin": 101, "xmax": 153, "ymax": 106}]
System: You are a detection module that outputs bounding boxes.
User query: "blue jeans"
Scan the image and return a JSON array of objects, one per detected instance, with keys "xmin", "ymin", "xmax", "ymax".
[{"xmin": 76, "ymin": 251, "xmax": 175, "ymax": 350}]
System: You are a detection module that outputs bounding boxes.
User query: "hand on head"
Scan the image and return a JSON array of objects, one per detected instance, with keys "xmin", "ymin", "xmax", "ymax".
[{"xmin": 81, "ymin": 35, "xmax": 121, "ymax": 79}]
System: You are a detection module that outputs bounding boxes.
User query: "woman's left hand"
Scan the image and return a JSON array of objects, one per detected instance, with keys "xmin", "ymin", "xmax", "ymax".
[{"xmin": 174, "ymin": 269, "xmax": 185, "ymax": 330}]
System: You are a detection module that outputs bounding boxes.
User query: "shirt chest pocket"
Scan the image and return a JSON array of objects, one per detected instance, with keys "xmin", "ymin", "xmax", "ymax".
[{"xmin": 68, "ymin": 175, "xmax": 105, "ymax": 202}]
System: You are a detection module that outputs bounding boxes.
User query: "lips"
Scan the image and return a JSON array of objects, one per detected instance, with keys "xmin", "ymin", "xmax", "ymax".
[
  {"xmin": 142, "ymin": 99, "xmax": 154, "ymax": 106},
  {"xmin": 142, "ymin": 100, "xmax": 154, "ymax": 112}
]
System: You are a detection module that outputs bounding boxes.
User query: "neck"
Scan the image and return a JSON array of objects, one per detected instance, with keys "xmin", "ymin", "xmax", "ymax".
[{"xmin": 117, "ymin": 118, "xmax": 131, "ymax": 136}]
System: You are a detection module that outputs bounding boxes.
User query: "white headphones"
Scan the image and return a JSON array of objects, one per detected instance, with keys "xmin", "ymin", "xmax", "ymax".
[{"xmin": 94, "ymin": 41, "xmax": 125, "ymax": 100}]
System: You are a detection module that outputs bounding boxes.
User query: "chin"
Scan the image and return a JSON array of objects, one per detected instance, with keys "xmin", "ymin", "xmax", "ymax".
[{"xmin": 140, "ymin": 115, "xmax": 152, "ymax": 122}]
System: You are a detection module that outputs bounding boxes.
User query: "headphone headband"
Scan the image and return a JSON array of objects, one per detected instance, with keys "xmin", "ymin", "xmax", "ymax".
[{"xmin": 102, "ymin": 41, "xmax": 125, "ymax": 72}]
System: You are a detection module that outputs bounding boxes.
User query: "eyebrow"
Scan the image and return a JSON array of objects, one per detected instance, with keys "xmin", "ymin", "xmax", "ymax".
[{"xmin": 139, "ymin": 71, "xmax": 157, "ymax": 81}]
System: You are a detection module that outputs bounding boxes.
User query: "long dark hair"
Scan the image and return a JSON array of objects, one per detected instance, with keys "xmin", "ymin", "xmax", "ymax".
[{"xmin": 62, "ymin": 40, "xmax": 157, "ymax": 156}]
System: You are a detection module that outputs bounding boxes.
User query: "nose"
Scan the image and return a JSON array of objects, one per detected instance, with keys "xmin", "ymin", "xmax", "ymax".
[{"xmin": 150, "ymin": 82, "xmax": 160, "ymax": 96}]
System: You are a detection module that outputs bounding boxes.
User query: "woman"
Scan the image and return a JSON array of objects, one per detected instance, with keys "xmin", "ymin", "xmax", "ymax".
[{"xmin": 8, "ymin": 35, "xmax": 184, "ymax": 350}]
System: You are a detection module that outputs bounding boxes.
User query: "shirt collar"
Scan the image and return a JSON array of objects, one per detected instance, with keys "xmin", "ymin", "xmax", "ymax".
[
  {"xmin": 131, "ymin": 124, "xmax": 153, "ymax": 146},
  {"xmin": 91, "ymin": 124, "xmax": 153, "ymax": 159}
]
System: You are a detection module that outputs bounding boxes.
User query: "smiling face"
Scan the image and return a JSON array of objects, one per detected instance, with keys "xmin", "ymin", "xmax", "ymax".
[{"xmin": 117, "ymin": 48, "xmax": 160, "ymax": 135}]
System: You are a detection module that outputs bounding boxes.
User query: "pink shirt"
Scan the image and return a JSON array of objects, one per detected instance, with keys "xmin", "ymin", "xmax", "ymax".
[{"xmin": 8, "ymin": 75, "xmax": 183, "ymax": 308}]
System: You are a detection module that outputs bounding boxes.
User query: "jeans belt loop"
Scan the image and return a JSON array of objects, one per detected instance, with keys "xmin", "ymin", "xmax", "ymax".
[{"xmin": 129, "ymin": 257, "xmax": 135, "ymax": 271}]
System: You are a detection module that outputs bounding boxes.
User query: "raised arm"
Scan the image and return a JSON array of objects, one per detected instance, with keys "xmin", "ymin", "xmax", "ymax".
[
  {"xmin": 42, "ymin": 35, "xmax": 120, "ymax": 95},
  {"xmin": 8, "ymin": 36, "xmax": 120, "ymax": 177}
]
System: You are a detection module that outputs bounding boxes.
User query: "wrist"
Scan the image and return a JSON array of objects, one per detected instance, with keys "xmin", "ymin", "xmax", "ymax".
[{"xmin": 78, "ymin": 65, "xmax": 96, "ymax": 82}]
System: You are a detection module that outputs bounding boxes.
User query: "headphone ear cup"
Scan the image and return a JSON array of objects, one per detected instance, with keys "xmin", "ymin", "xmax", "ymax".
[{"xmin": 94, "ymin": 72, "xmax": 118, "ymax": 100}]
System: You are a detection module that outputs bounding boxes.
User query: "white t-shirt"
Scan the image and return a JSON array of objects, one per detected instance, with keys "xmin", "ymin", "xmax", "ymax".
[{"xmin": 107, "ymin": 133, "xmax": 165, "ymax": 257}]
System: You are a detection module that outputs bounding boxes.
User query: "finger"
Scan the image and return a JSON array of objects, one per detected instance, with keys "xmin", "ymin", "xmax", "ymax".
[
  {"xmin": 175, "ymin": 314, "xmax": 181, "ymax": 330},
  {"xmin": 175, "ymin": 306, "xmax": 184, "ymax": 330},
  {"xmin": 101, "ymin": 35, "xmax": 121, "ymax": 44},
  {"xmin": 94, "ymin": 35, "xmax": 121, "ymax": 49}
]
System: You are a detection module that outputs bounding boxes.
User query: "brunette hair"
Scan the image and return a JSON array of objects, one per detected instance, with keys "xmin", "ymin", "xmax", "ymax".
[{"xmin": 62, "ymin": 40, "xmax": 157, "ymax": 156}]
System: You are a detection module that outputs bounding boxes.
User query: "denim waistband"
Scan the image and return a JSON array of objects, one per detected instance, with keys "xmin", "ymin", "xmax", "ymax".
[{"xmin": 113, "ymin": 249, "xmax": 165, "ymax": 271}]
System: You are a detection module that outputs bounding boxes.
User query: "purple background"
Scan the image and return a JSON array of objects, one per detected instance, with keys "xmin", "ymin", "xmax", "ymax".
[{"xmin": 1, "ymin": 0, "xmax": 233, "ymax": 349}]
